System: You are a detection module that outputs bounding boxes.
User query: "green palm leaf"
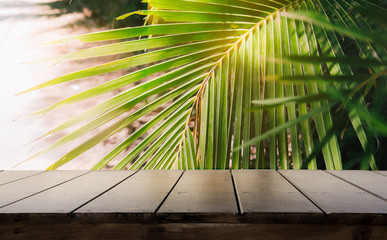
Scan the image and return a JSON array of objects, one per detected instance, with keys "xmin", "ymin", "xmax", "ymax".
[{"xmin": 22, "ymin": 0, "xmax": 386, "ymax": 170}]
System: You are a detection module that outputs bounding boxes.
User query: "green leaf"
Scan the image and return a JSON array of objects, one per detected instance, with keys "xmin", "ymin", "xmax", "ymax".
[
  {"xmin": 282, "ymin": 11, "xmax": 387, "ymax": 47},
  {"xmin": 134, "ymin": 10, "xmax": 264, "ymax": 23},
  {"xmin": 235, "ymin": 102, "xmax": 336, "ymax": 151},
  {"xmin": 21, "ymin": 0, "xmax": 386, "ymax": 171},
  {"xmin": 47, "ymin": 22, "xmax": 254, "ymax": 44}
]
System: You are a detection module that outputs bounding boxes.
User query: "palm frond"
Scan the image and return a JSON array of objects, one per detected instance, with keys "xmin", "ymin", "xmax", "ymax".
[{"xmin": 22, "ymin": 0, "xmax": 386, "ymax": 170}]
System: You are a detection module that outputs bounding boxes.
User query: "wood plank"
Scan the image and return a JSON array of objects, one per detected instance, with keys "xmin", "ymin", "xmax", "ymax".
[
  {"xmin": 0, "ymin": 171, "xmax": 88, "ymax": 208},
  {"xmin": 327, "ymin": 170, "xmax": 387, "ymax": 201},
  {"xmin": 76, "ymin": 170, "xmax": 182, "ymax": 214},
  {"xmin": 375, "ymin": 171, "xmax": 387, "ymax": 177},
  {"xmin": 158, "ymin": 170, "xmax": 238, "ymax": 214},
  {"xmin": 0, "ymin": 171, "xmax": 43, "ymax": 186},
  {"xmin": 232, "ymin": 170, "xmax": 321, "ymax": 213},
  {"xmin": 1, "ymin": 217, "xmax": 387, "ymax": 240},
  {"xmin": 280, "ymin": 170, "xmax": 387, "ymax": 214},
  {"xmin": 0, "ymin": 170, "xmax": 135, "ymax": 213}
]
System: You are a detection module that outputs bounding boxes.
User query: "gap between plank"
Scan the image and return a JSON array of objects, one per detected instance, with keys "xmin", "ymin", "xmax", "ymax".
[
  {"xmin": 277, "ymin": 171, "xmax": 327, "ymax": 215},
  {"xmin": 230, "ymin": 170, "xmax": 243, "ymax": 215},
  {"xmin": 154, "ymin": 170, "xmax": 185, "ymax": 215},
  {"xmin": 0, "ymin": 171, "xmax": 92, "ymax": 209},
  {"xmin": 373, "ymin": 171, "xmax": 387, "ymax": 178},
  {"xmin": 325, "ymin": 171, "xmax": 387, "ymax": 202},
  {"xmin": 0, "ymin": 171, "xmax": 45, "ymax": 187},
  {"xmin": 70, "ymin": 170, "xmax": 140, "ymax": 214}
]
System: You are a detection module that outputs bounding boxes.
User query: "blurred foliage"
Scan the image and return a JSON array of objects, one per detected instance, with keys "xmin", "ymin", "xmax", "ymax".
[
  {"xmin": 47, "ymin": 0, "xmax": 147, "ymax": 27},
  {"xmin": 329, "ymin": 0, "xmax": 387, "ymax": 169}
]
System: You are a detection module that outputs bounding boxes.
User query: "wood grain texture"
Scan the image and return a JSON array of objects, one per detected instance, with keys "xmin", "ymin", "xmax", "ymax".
[
  {"xmin": 76, "ymin": 170, "xmax": 182, "ymax": 213},
  {"xmin": 0, "ymin": 171, "xmax": 88, "ymax": 208},
  {"xmin": 0, "ymin": 170, "xmax": 387, "ymax": 240},
  {"xmin": 280, "ymin": 170, "xmax": 387, "ymax": 214},
  {"xmin": 158, "ymin": 170, "xmax": 238, "ymax": 214},
  {"xmin": 1, "ymin": 217, "xmax": 386, "ymax": 240},
  {"xmin": 0, "ymin": 171, "xmax": 43, "ymax": 186},
  {"xmin": 327, "ymin": 170, "xmax": 387, "ymax": 201},
  {"xmin": 232, "ymin": 170, "xmax": 322, "ymax": 213},
  {"xmin": 0, "ymin": 171, "xmax": 135, "ymax": 213}
]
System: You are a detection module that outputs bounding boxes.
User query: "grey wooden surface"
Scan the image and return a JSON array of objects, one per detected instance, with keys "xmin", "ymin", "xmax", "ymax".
[
  {"xmin": 0, "ymin": 170, "xmax": 386, "ymax": 217},
  {"xmin": 232, "ymin": 170, "xmax": 321, "ymax": 214},
  {"xmin": 327, "ymin": 170, "xmax": 387, "ymax": 201},
  {"xmin": 0, "ymin": 171, "xmax": 134, "ymax": 213},
  {"xmin": 0, "ymin": 171, "xmax": 42, "ymax": 186},
  {"xmin": 158, "ymin": 170, "xmax": 238, "ymax": 214},
  {"xmin": 0, "ymin": 171, "xmax": 88, "ymax": 208},
  {"xmin": 76, "ymin": 170, "xmax": 182, "ymax": 213},
  {"xmin": 280, "ymin": 170, "xmax": 387, "ymax": 214},
  {"xmin": 0, "ymin": 170, "xmax": 387, "ymax": 240}
]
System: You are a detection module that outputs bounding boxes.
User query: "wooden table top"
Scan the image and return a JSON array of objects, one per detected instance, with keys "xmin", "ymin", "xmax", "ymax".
[{"xmin": 0, "ymin": 170, "xmax": 386, "ymax": 223}]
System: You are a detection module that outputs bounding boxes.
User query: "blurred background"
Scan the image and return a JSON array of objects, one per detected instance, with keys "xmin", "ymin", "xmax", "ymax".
[
  {"xmin": 0, "ymin": 0, "xmax": 146, "ymax": 169},
  {"xmin": 1, "ymin": 0, "xmax": 385, "ymax": 170}
]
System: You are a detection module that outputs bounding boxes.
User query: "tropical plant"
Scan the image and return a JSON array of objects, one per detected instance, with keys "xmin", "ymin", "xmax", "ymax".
[
  {"xmin": 46, "ymin": 0, "xmax": 146, "ymax": 27},
  {"xmin": 21, "ymin": 0, "xmax": 386, "ymax": 170}
]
